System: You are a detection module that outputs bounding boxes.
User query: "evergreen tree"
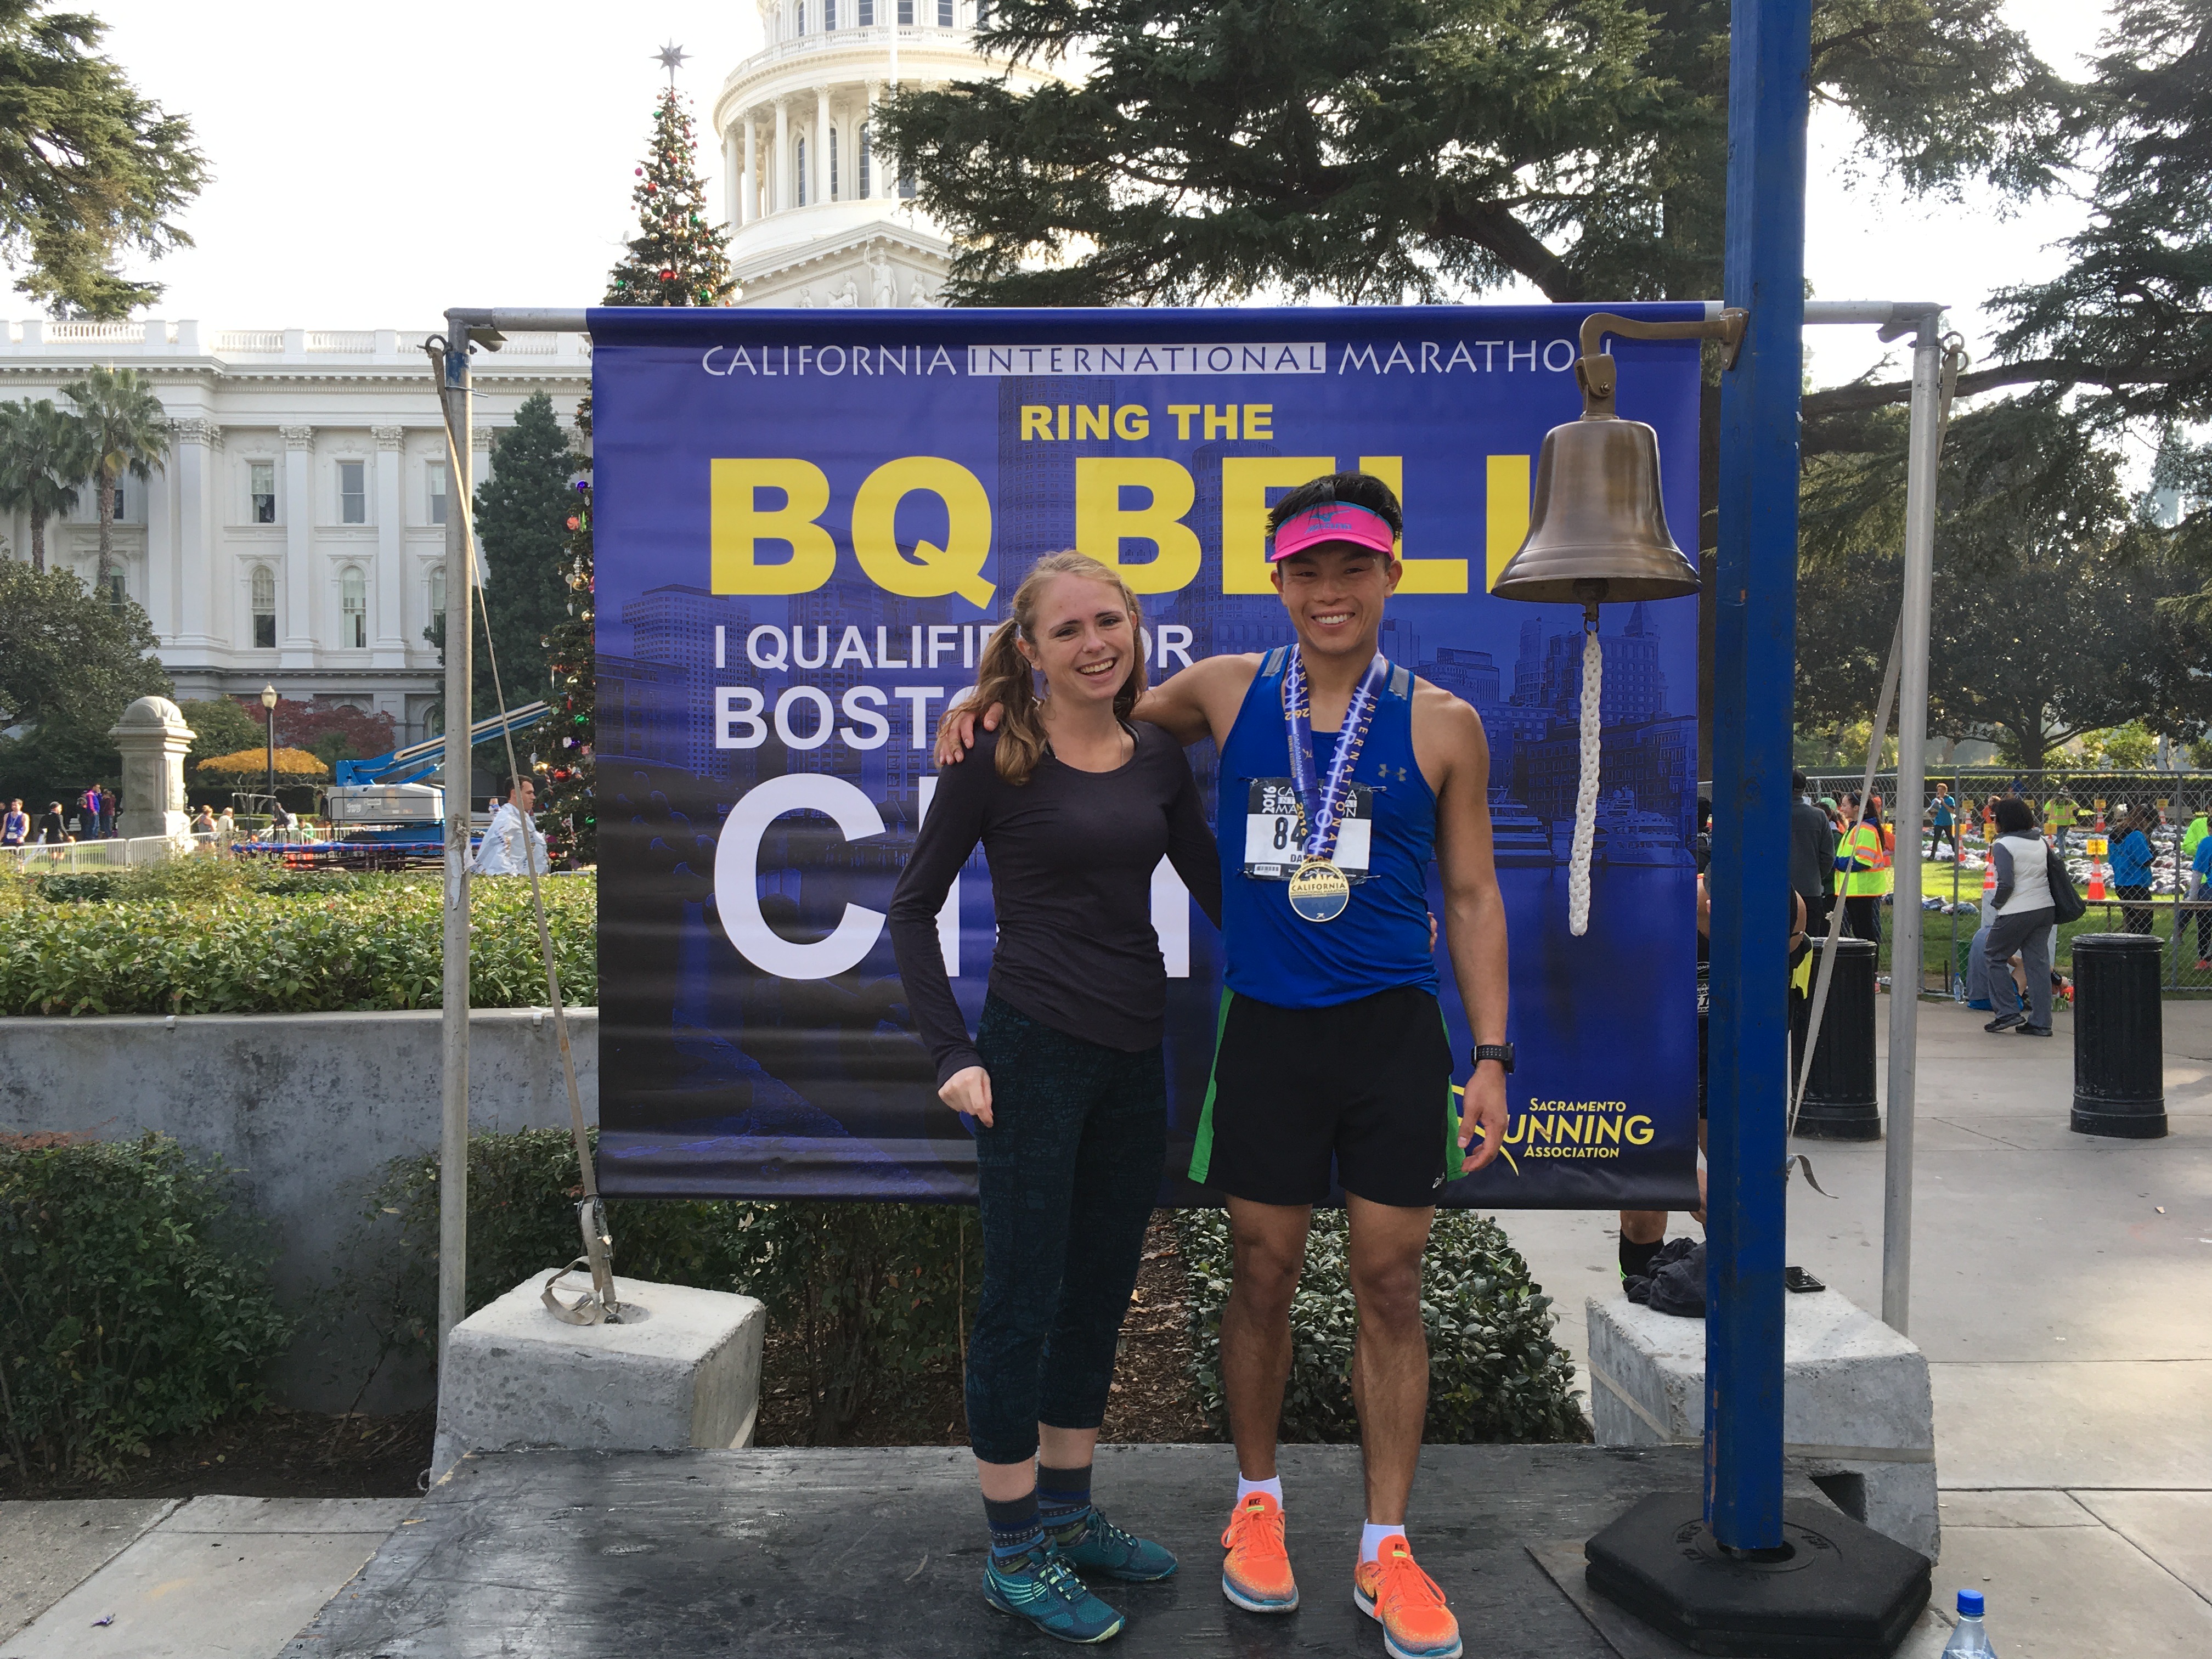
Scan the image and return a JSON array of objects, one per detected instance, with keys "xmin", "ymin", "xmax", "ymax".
[
  {"xmin": 0, "ymin": 558, "xmax": 171, "ymax": 800},
  {"xmin": 0, "ymin": 1, "xmax": 208, "ymax": 317},
  {"xmin": 473, "ymin": 392, "xmax": 575, "ymax": 706},
  {"xmin": 60, "ymin": 364, "xmax": 167, "ymax": 598},
  {"xmin": 537, "ymin": 402, "xmax": 595, "ymax": 865},
  {"xmin": 0, "ymin": 397, "xmax": 91, "ymax": 570},
  {"xmin": 605, "ymin": 88, "xmax": 735, "ymax": 306}
]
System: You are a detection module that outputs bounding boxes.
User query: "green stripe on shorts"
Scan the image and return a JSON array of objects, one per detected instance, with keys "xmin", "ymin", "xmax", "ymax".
[{"xmin": 1187, "ymin": 987, "xmax": 1235, "ymax": 1184}]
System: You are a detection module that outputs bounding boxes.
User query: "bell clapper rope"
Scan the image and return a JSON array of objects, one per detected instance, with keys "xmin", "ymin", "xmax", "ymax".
[
  {"xmin": 1568, "ymin": 596, "xmax": 1605, "ymax": 938},
  {"xmin": 427, "ymin": 342, "xmax": 618, "ymax": 1328}
]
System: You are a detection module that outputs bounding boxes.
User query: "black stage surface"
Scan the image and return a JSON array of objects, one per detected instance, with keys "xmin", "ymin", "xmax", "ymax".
[{"xmin": 286, "ymin": 1443, "xmax": 1842, "ymax": 1658}]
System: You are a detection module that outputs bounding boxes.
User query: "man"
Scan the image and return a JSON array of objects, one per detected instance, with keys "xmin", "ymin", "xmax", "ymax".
[
  {"xmin": 1929, "ymin": 786, "xmax": 1957, "ymax": 861},
  {"xmin": 943, "ymin": 472, "xmax": 1508, "ymax": 1659},
  {"xmin": 1788, "ymin": 770, "xmax": 1837, "ymax": 938},
  {"xmin": 1, "ymin": 799, "xmax": 26, "ymax": 848},
  {"xmin": 473, "ymin": 775, "xmax": 549, "ymax": 876}
]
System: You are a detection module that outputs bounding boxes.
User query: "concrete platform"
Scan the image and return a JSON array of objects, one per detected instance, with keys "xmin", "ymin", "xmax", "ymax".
[
  {"xmin": 283, "ymin": 1444, "xmax": 1842, "ymax": 1658},
  {"xmin": 2, "ymin": 1496, "xmax": 411, "ymax": 1659}
]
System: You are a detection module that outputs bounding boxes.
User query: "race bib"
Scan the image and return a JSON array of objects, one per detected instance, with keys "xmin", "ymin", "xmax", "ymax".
[{"xmin": 1243, "ymin": 778, "xmax": 1373, "ymax": 881}]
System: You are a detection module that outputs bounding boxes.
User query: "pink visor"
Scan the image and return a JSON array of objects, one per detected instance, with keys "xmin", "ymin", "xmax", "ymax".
[{"xmin": 1268, "ymin": 500, "xmax": 1398, "ymax": 562}]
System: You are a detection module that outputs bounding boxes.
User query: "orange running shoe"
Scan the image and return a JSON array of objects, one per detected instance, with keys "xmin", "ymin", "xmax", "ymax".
[
  {"xmin": 1354, "ymin": 1535, "xmax": 1462, "ymax": 1659},
  {"xmin": 1220, "ymin": 1492, "xmax": 1299, "ymax": 1613}
]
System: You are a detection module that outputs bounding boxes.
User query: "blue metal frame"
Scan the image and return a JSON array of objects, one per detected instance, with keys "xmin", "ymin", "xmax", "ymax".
[
  {"xmin": 1706, "ymin": 0, "xmax": 1812, "ymax": 1549},
  {"xmin": 331, "ymin": 700, "xmax": 554, "ymax": 787}
]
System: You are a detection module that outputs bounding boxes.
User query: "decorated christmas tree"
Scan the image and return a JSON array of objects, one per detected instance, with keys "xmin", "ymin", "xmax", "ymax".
[
  {"xmin": 603, "ymin": 54, "xmax": 735, "ymax": 308},
  {"xmin": 537, "ymin": 400, "xmax": 596, "ymax": 865}
]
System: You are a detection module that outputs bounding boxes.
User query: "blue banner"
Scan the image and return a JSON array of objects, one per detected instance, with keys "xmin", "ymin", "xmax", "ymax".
[{"xmin": 589, "ymin": 304, "xmax": 1703, "ymax": 1210}]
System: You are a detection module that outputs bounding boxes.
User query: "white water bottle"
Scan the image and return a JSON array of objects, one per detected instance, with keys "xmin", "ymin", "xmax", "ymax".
[{"xmin": 1940, "ymin": 1589, "xmax": 1995, "ymax": 1657}]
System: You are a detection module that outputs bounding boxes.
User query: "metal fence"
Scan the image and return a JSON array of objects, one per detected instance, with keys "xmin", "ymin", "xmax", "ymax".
[
  {"xmin": 1798, "ymin": 768, "xmax": 2212, "ymax": 998},
  {"xmin": 0, "ymin": 832, "xmax": 221, "ymax": 876}
]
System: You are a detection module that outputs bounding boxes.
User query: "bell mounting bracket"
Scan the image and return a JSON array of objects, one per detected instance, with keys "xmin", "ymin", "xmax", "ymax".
[{"xmin": 1574, "ymin": 310, "xmax": 1749, "ymax": 419}]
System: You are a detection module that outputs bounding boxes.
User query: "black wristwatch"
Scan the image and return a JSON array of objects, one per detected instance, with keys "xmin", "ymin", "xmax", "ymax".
[{"xmin": 1471, "ymin": 1043, "xmax": 1515, "ymax": 1075}]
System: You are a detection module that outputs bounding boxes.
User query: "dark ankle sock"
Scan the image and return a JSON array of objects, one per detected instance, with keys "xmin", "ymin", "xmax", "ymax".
[
  {"xmin": 984, "ymin": 1492, "xmax": 1043, "ymax": 1562},
  {"xmin": 1037, "ymin": 1463, "xmax": 1094, "ymax": 1532},
  {"xmin": 1620, "ymin": 1235, "xmax": 1664, "ymax": 1279}
]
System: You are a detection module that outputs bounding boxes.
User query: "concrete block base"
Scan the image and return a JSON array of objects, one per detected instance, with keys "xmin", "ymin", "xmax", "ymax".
[
  {"xmin": 1587, "ymin": 1288, "xmax": 1939, "ymax": 1560},
  {"xmin": 433, "ymin": 1274, "xmax": 766, "ymax": 1480}
]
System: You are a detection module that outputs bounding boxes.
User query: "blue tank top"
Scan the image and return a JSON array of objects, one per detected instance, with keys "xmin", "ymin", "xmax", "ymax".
[{"xmin": 1219, "ymin": 647, "xmax": 1438, "ymax": 1009}]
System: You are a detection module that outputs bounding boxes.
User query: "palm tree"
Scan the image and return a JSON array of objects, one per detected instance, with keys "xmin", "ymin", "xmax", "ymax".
[
  {"xmin": 0, "ymin": 398, "xmax": 93, "ymax": 572},
  {"xmin": 60, "ymin": 364, "xmax": 170, "ymax": 600}
]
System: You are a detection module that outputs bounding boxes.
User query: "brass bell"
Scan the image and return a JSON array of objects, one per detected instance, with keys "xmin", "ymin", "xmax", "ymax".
[{"xmin": 1489, "ymin": 309, "xmax": 1747, "ymax": 608}]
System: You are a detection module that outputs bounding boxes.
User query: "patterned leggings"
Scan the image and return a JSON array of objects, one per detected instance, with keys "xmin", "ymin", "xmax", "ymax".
[{"xmin": 964, "ymin": 996, "xmax": 1164, "ymax": 1465}]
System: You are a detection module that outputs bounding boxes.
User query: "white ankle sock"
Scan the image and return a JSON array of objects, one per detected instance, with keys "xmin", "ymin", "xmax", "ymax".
[
  {"xmin": 1235, "ymin": 1474, "xmax": 1283, "ymax": 1507},
  {"xmin": 1361, "ymin": 1521, "xmax": 1406, "ymax": 1565}
]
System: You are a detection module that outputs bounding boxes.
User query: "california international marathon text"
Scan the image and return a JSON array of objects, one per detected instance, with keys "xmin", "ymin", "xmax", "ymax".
[{"xmin": 696, "ymin": 338, "xmax": 1592, "ymax": 378}]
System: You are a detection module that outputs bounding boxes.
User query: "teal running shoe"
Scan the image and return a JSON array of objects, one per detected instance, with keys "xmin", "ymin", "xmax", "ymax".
[
  {"xmin": 1052, "ymin": 1507, "xmax": 1180, "ymax": 1582},
  {"xmin": 983, "ymin": 1544, "xmax": 1126, "ymax": 1644}
]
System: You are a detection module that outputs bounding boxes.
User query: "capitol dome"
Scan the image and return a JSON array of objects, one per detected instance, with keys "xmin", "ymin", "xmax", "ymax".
[{"xmin": 713, "ymin": 0, "xmax": 1064, "ymax": 308}]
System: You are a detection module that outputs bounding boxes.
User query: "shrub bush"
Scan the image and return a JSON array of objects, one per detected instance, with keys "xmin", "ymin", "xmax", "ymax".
[
  {"xmin": 0, "ymin": 1133, "xmax": 292, "ymax": 1483},
  {"xmin": 347, "ymin": 1128, "xmax": 980, "ymax": 1444},
  {"xmin": 1179, "ymin": 1207, "xmax": 1587, "ymax": 1444},
  {"xmin": 0, "ymin": 873, "xmax": 595, "ymax": 1014}
]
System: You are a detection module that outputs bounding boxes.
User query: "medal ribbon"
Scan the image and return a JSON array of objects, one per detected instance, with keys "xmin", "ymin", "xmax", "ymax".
[{"xmin": 1283, "ymin": 650, "xmax": 1388, "ymax": 863}]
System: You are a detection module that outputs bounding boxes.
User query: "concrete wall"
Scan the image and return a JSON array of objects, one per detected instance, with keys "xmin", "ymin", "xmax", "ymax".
[{"xmin": 0, "ymin": 1008, "xmax": 597, "ymax": 1413}]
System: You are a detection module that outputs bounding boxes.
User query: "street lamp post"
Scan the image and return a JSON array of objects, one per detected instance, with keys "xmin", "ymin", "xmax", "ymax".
[{"xmin": 261, "ymin": 684, "xmax": 278, "ymax": 831}]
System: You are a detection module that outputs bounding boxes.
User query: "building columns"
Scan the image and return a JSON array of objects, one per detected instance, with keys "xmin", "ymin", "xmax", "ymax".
[
  {"xmin": 742, "ymin": 117, "xmax": 758, "ymax": 223},
  {"xmin": 815, "ymin": 86, "xmax": 831, "ymax": 207},
  {"xmin": 143, "ymin": 441, "xmax": 174, "ymax": 637},
  {"xmin": 774, "ymin": 99, "xmax": 791, "ymax": 212},
  {"xmin": 172, "ymin": 419, "xmax": 216, "ymax": 648},
  {"xmin": 372, "ymin": 426, "xmax": 408, "ymax": 666},
  {"xmin": 724, "ymin": 125, "xmax": 742, "ymax": 227},
  {"xmin": 279, "ymin": 425, "xmax": 315, "ymax": 667}
]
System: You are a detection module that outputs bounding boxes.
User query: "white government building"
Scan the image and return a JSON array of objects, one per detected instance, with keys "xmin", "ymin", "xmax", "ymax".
[{"xmin": 0, "ymin": 1, "xmax": 1046, "ymax": 745}]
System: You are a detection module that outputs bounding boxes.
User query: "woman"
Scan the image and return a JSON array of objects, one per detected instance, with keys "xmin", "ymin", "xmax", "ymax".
[
  {"xmin": 1838, "ymin": 793, "xmax": 1890, "ymax": 947},
  {"xmin": 890, "ymin": 551, "xmax": 1222, "ymax": 1645},
  {"xmin": 2109, "ymin": 806, "xmax": 2157, "ymax": 936},
  {"xmin": 190, "ymin": 804, "xmax": 217, "ymax": 839},
  {"xmin": 35, "ymin": 802, "xmax": 67, "ymax": 847},
  {"xmin": 1984, "ymin": 796, "xmax": 2057, "ymax": 1036}
]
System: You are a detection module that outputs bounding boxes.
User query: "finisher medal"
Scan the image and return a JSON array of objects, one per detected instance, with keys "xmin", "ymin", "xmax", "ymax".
[{"xmin": 1281, "ymin": 649, "xmax": 1389, "ymax": 923}]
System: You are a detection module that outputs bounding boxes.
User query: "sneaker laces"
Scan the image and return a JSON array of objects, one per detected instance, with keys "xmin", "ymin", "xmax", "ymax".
[
  {"xmin": 1223, "ymin": 1497, "xmax": 1285, "ymax": 1555},
  {"xmin": 1376, "ymin": 1544, "xmax": 1449, "ymax": 1613},
  {"xmin": 1075, "ymin": 1508, "xmax": 1139, "ymax": 1555}
]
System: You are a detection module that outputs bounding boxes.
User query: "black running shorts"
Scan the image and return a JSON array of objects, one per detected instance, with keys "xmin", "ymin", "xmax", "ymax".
[{"xmin": 1189, "ymin": 984, "xmax": 1458, "ymax": 1209}]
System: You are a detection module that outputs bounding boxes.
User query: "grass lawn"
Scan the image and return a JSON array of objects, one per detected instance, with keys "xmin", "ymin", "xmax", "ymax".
[{"xmin": 1870, "ymin": 857, "xmax": 2210, "ymax": 995}]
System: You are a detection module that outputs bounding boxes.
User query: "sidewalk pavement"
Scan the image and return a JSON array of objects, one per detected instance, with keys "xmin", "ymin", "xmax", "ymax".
[
  {"xmin": 1494, "ymin": 997, "xmax": 2212, "ymax": 1657},
  {"xmin": 4, "ymin": 1001, "xmax": 2204, "ymax": 1657}
]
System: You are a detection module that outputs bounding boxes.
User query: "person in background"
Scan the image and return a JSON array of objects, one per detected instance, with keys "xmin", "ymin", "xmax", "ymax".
[
  {"xmin": 1837, "ymin": 793, "xmax": 1890, "ymax": 946},
  {"xmin": 2046, "ymin": 788, "xmax": 2078, "ymax": 853},
  {"xmin": 2192, "ymin": 825, "xmax": 2212, "ymax": 974},
  {"xmin": 1, "ymin": 799, "xmax": 26, "ymax": 848},
  {"xmin": 1790, "ymin": 771, "xmax": 1837, "ymax": 936},
  {"xmin": 2108, "ymin": 805, "xmax": 2157, "ymax": 936},
  {"xmin": 1984, "ymin": 797, "xmax": 2057, "ymax": 1037},
  {"xmin": 472, "ymin": 775, "xmax": 549, "ymax": 877},
  {"xmin": 36, "ymin": 802, "xmax": 67, "ymax": 848},
  {"xmin": 2182, "ymin": 804, "xmax": 2208, "ymax": 870},
  {"xmin": 1929, "ymin": 786, "xmax": 1957, "ymax": 860},
  {"xmin": 190, "ymin": 804, "xmax": 216, "ymax": 838}
]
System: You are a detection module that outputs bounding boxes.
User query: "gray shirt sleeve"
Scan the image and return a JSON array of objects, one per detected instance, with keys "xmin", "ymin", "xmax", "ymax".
[
  {"xmin": 888, "ymin": 748, "xmax": 993, "ymax": 1085},
  {"xmin": 1991, "ymin": 839, "xmax": 2015, "ymax": 910}
]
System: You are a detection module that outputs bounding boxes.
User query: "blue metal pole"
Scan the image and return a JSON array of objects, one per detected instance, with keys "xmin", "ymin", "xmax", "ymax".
[{"xmin": 1705, "ymin": 0, "xmax": 1810, "ymax": 1550}]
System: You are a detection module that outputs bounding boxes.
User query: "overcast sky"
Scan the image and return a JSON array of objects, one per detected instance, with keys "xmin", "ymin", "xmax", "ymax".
[{"xmin": 75, "ymin": 0, "xmax": 2109, "ymax": 396}]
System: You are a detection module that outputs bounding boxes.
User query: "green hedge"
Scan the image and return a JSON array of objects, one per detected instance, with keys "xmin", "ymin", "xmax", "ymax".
[
  {"xmin": 347, "ymin": 1129, "xmax": 980, "ymax": 1444},
  {"xmin": 0, "ymin": 873, "xmax": 595, "ymax": 1015},
  {"xmin": 1180, "ymin": 1208, "xmax": 1587, "ymax": 1444},
  {"xmin": 0, "ymin": 1134, "xmax": 292, "ymax": 1483}
]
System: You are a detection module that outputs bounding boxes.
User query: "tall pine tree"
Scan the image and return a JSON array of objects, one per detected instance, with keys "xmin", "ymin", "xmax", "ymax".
[
  {"xmin": 473, "ymin": 392, "xmax": 575, "ymax": 706},
  {"xmin": 605, "ymin": 84, "xmax": 736, "ymax": 306},
  {"xmin": 537, "ymin": 402, "xmax": 595, "ymax": 866}
]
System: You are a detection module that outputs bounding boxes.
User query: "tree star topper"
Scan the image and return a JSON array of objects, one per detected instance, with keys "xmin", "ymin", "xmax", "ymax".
[{"xmin": 654, "ymin": 42, "xmax": 689, "ymax": 85}]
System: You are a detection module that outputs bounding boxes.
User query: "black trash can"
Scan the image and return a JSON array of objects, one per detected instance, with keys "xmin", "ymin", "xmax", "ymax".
[
  {"xmin": 2071, "ymin": 933, "xmax": 2166, "ymax": 1139},
  {"xmin": 1796, "ymin": 938, "xmax": 1881, "ymax": 1140}
]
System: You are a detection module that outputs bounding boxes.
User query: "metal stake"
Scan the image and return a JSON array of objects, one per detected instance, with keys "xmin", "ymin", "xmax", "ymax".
[
  {"xmin": 437, "ymin": 318, "xmax": 474, "ymax": 1358},
  {"xmin": 1881, "ymin": 318, "xmax": 1943, "ymax": 1335}
]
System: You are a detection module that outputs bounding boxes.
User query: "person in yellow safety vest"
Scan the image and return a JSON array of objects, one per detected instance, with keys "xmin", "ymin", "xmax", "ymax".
[
  {"xmin": 1837, "ymin": 791, "xmax": 1891, "ymax": 947},
  {"xmin": 2047, "ymin": 789, "xmax": 2079, "ymax": 854},
  {"xmin": 2183, "ymin": 808, "xmax": 2208, "ymax": 866}
]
